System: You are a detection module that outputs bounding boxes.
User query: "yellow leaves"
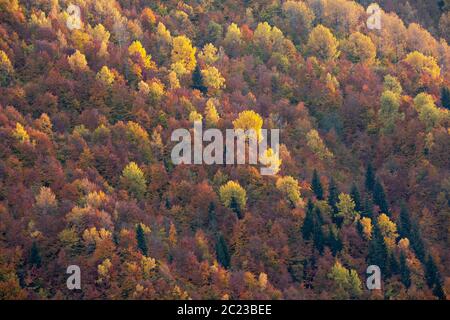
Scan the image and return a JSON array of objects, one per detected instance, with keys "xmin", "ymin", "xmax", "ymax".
[
  {"xmin": 171, "ymin": 35, "xmax": 196, "ymax": 75},
  {"xmin": 276, "ymin": 176, "xmax": 302, "ymax": 207},
  {"xmin": 97, "ymin": 258, "xmax": 112, "ymax": 282},
  {"xmin": 403, "ymin": 51, "xmax": 440, "ymax": 76},
  {"xmin": 12, "ymin": 122, "xmax": 29, "ymax": 143},
  {"xmin": 377, "ymin": 213, "xmax": 399, "ymax": 250},
  {"xmin": 306, "ymin": 25, "xmax": 340, "ymax": 61},
  {"xmin": 128, "ymin": 40, "xmax": 155, "ymax": 70},
  {"xmin": 96, "ymin": 66, "xmax": 115, "ymax": 86},
  {"xmin": 84, "ymin": 190, "xmax": 107, "ymax": 209},
  {"xmin": 219, "ymin": 181, "xmax": 247, "ymax": 210},
  {"xmin": 201, "ymin": 66, "xmax": 225, "ymax": 90},
  {"xmin": 68, "ymin": 50, "xmax": 88, "ymax": 72},
  {"xmin": 198, "ymin": 43, "xmax": 219, "ymax": 65},
  {"xmin": 258, "ymin": 272, "xmax": 268, "ymax": 289},
  {"xmin": 413, "ymin": 92, "xmax": 445, "ymax": 131},
  {"xmin": 136, "ymin": 222, "xmax": 151, "ymax": 234},
  {"xmin": 232, "ymin": 110, "xmax": 263, "ymax": 141},
  {"xmin": 341, "ymin": 32, "xmax": 376, "ymax": 64},
  {"xmin": 141, "ymin": 256, "xmax": 156, "ymax": 278},
  {"xmin": 360, "ymin": 217, "xmax": 372, "ymax": 240},
  {"xmin": 0, "ymin": 49, "xmax": 13, "ymax": 86},
  {"xmin": 189, "ymin": 110, "xmax": 203, "ymax": 123},
  {"xmin": 306, "ymin": 129, "xmax": 333, "ymax": 160},
  {"xmin": 224, "ymin": 22, "xmax": 242, "ymax": 45},
  {"xmin": 0, "ymin": 50, "xmax": 13, "ymax": 72},
  {"xmin": 58, "ymin": 228, "xmax": 79, "ymax": 248},
  {"xmin": 336, "ymin": 193, "xmax": 358, "ymax": 224},
  {"xmin": 121, "ymin": 162, "xmax": 147, "ymax": 199},
  {"xmin": 260, "ymin": 148, "xmax": 282, "ymax": 175},
  {"xmin": 205, "ymin": 98, "xmax": 220, "ymax": 126},
  {"xmin": 83, "ymin": 227, "xmax": 112, "ymax": 245},
  {"xmin": 139, "ymin": 79, "xmax": 165, "ymax": 101},
  {"xmin": 35, "ymin": 187, "xmax": 57, "ymax": 211},
  {"xmin": 168, "ymin": 71, "xmax": 180, "ymax": 89}
]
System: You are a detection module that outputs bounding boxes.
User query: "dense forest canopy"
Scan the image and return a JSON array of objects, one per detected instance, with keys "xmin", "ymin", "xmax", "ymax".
[{"xmin": 0, "ymin": 0, "xmax": 449, "ymax": 300}]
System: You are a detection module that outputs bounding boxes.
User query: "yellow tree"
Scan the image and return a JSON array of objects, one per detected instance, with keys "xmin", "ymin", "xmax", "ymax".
[
  {"xmin": 377, "ymin": 213, "xmax": 399, "ymax": 250},
  {"xmin": 341, "ymin": 32, "xmax": 376, "ymax": 64},
  {"xmin": 0, "ymin": 50, "xmax": 13, "ymax": 86},
  {"xmin": 121, "ymin": 162, "xmax": 147, "ymax": 200},
  {"xmin": 198, "ymin": 43, "xmax": 219, "ymax": 65},
  {"xmin": 171, "ymin": 35, "xmax": 196, "ymax": 75},
  {"xmin": 96, "ymin": 66, "xmax": 115, "ymax": 86},
  {"xmin": 276, "ymin": 176, "xmax": 302, "ymax": 207},
  {"xmin": 68, "ymin": 50, "xmax": 89, "ymax": 72},
  {"xmin": 205, "ymin": 98, "xmax": 220, "ymax": 126},
  {"xmin": 219, "ymin": 181, "xmax": 247, "ymax": 213},
  {"xmin": 232, "ymin": 110, "xmax": 263, "ymax": 141},
  {"xmin": 306, "ymin": 25, "xmax": 339, "ymax": 61},
  {"xmin": 201, "ymin": 66, "xmax": 225, "ymax": 91},
  {"xmin": 306, "ymin": 129, "xmax": 333, "ymax": 160}
]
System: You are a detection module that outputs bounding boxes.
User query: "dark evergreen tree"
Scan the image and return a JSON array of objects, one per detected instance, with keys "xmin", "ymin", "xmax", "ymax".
[
  {"xmin": 192, "ymin": 65, "xmax": 207, "ymax": 93},
  {"xmin": 389, "ymin": 253, "xmax": 399, "ymax": 276},
  {"xmin": 399, "ymin": 253, "xmax": 411, "ymax": 288},
  {"xmin": 29, "ymin": 242, "xmax": 41, "ymax": 267},
  {"xmin": 398, "ymin": 204, "xmax": 412, "ymax": 238},
  {"xmin": 433, "ymin": 279, "xmax": 446, "ymax": 300},
  {"xmin": 302, "ymin": 199, "xmax": 315, "ymax": 240},
  {"xmin": 327, "ymin": 177, "xmax": 339, "ymax": 215},
  {"xmin": 311, "ymin": 169, "xmax": 324, "ymax": 200},
  {"xmin": 365, "ymin": 163, "xmax": 375, "ymax": 192},
  {"xmin": 230, "ymin": 196, "xmax": 244, "ymax": 219},
  {"xmin": 373, "ymin": 179, "xmax": 389, "ymax": 215},
  {"xmin": 313, "ymin": 224, "xmax": 324, "ymax": 254},
  {"xmin": 410, "ymin": 223, "xmax": 425, "ymax": 262},
  {"xmin": 425, "ymin": 256, "xmax": 446, "ymax": 299},
  {"xmin": 215, "ymin": 234, "xmax": 230, "ymax": 269},
  {"xmin": 327, "ymin": 227, "xmax": 342, "ymax": 256},
  {"xmin": 425, "ymin": 256, "xmax": 438, "ymax": 288},
  {"xmin": 136, "ymin": 224, "xmax": 148, "ymax": 256},
  {"xmin": 208, "ymin": 202, "xmax": 217, "ymax": 230},
  {"xmin": 441, "ymin": 86, "xmax": 450, "ymax": 110},
  {"xmin": 350, "ymin": 183, "xmax": 362, "ymax": 212},
  {"xmin": 367, "ymin": 224, "xmax": 389, "ymax": 275},
  {"xmin": 362, "ymin": 195, "xmax": 373, "ymax": 218}
]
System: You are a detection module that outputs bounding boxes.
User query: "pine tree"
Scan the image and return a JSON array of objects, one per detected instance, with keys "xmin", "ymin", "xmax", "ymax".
[
  {"xmin": 29, "ymin": 242, "xmax": 41, "ymax": 267},
  {"xmin": 313, "ymin": 207, "xmax": 324, "ymax": 254},
  {"xmin": 302, "ymin": 199, "xmax": 315, "ymax": 240},
  {"xmin": 136, "ymin": 224, "xmax": 148, "ymax": 256},
  {"xmin": 362, "ymin": 195, "xmax": 373, "ymax": 218},
  {"xmin": 230, "ymin": 196, "xmax": 244, "ymax": 219},
  {"xmin": 192, "ymin": 64, "xmax": 207, "ymax": 93},
  {"xmin": 398, "ymin": 204, "xmax": 411, "ymax": 238},
  {"xmin": 327, "ymin": 177, "xmax": 339, "ymax": 215},
  {"xmin": 425, "ymin": 256, "xmax": 438, "ymax": 288},
  {"xmin": 373, "ymin": 179, "xmax": 389, "ymax": 215},
  {"xmin": 399, "ymin": 253, "xmax": 411, "ymax": 288},
  {"xmin": 327, "ymin": 227, "xmax": 342, "ymax": 256},
  {"xmin": 365, "ymin": 163, "xmax": 375, "ymax": 192},
  {"xmin": 410, "ymin": 223, "xmax": 425, "ymax": 262},
  {"xmin": 389, "ymin": 253, "xmax": 399, "ymax": 276},
  {"xmin": 350, "ymin": 183, "xmax": 362, "ymax": 212},
  {"xmin": 367, "ymin": 224, "xmax": 388, "ymax": 275},
  {"xmin": 208, "ymin": 202, "xmax": 217, "ymax": 230},
  {"xmin": 215, "ymin": 234, "xmax": 230, "ymax": 269},
  {"xmin": 441, "ymin": 86, "xmax": 450, "ymax": 110},
  {"xmin": 311, "ymin": 169, "xmax": 324, "ymax": 200}
]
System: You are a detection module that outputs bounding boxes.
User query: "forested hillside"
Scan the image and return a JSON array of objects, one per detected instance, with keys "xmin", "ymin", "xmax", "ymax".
[{"xmin": 0, "ymin": 0, "xmax": 449, "ymax": 300}]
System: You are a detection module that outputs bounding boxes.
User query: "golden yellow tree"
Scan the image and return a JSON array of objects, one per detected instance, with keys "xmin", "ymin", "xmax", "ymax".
[
  {"xmin": 306, "ymin": 25, "xmax": 339, "ymax": 61},
  {"xmin": 171, "ymin": 35, "xmax": 197, "ymax": 75}
]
